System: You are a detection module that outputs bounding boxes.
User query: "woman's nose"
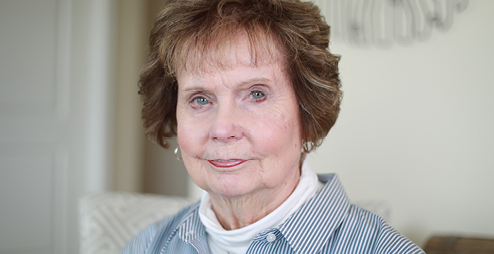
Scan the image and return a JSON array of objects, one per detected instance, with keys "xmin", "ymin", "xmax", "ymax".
[{"xmin": 209, "ymin": 103, "xmax": 243, "ymax": 142}]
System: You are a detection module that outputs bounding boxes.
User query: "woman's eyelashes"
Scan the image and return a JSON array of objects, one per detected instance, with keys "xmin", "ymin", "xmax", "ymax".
[
  {"xmin": 248, "ymin": 84, "xmax": 270, "ymax": 102},
  {"xmin": 188, "ymin": 92, "xmax": 212, "ymax": 109},
  {"xmin": 193, "ymin": 96, "xmax": 210, "ymax": 106},
  {"xmin": 250, "ymin": 90, "xmax": 265, "ymax": 101}
]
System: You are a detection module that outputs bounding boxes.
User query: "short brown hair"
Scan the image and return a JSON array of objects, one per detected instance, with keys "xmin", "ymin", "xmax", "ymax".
[{"xmin": 139, "ymin": 0, "xmax": 342, "ymax": 152}]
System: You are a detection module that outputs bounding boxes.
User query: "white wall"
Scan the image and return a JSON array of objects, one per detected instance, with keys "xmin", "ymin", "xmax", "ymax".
[
  {"xmin": 114, "ymin": 0, "xmax": 148, "ymax": 192},
  {"xmin": 311, "ymin": 0, "xmax": 494, "ymax": 246},
  {"xmin": 0, "ymin": 0, "xmax": 118, "ymax": 252}
]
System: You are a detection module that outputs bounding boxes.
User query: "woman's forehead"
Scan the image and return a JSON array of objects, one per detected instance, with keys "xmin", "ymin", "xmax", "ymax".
[{"xmin": 175, "ymin": 31, "xmax": 285, "ymax": 76}]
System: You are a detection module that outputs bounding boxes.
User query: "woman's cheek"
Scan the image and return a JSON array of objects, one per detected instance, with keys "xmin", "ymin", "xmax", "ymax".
[
  {"xmin": 253, "ymin": 112, "xmax": 289, "ymax": 150},
  {"xmin": 177, "ymin": 114, "xmax": 195, "ymax": 153},
  {"xmin": 178, "ymin": 116, "xmax": 210, "ymax": 156},
  {"xmin": 177, "ymin": 122, "xmax": 195, "ymax": 153},
  {"xmin": 263, "ymin": 106, "xmax": 291, "ymax": 133},
  {"xmin": 265, "ymin": 104, "xmax": 301, "ymax": 152}
]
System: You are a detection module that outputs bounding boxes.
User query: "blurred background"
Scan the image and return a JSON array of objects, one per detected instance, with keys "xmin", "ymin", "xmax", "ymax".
[{"xmin": 1, "ymin": 0, "xmax": 493, "ymax": 253}]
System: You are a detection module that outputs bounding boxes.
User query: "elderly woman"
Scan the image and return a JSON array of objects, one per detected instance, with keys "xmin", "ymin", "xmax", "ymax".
[{"xmin": 123, "ymin": 0, "xmax": 424, "ymax": 253}]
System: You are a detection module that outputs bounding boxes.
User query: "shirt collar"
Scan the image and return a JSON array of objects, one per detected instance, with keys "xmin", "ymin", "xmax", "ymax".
[
  {"xmin": 176, "ymin": 203, "xmax": 211, "ymax": 253},
  {"xmin": 176, "ymin": 174, "xmax": 350, "ymax": 254},
  {"xmin": 277, "ymin": 174, "xmax": 351, "ymax": 254},
  {"xmin": 177, "ymin": 203, "xmax": 205, "ymax": 240}
]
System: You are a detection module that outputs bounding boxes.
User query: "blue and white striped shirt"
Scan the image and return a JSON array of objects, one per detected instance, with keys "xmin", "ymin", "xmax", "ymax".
[{"xmin": 121, "ymin": 174, "xmax": 424, "ymax": 254}]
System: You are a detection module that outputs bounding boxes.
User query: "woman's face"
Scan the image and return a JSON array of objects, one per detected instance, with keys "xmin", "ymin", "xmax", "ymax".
[{"xmin": 176, "ymin": 35, "xmax": 302, "ymax": 198}]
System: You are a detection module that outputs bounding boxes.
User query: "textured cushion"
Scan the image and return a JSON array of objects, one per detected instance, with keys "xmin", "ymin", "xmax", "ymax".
[{"xmin": 79, "ymin": 192, "xmax": 194, "ymax": 254}]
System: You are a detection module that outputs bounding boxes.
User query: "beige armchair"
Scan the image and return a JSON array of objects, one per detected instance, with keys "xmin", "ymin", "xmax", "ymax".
[{"xmin": 79, "ymin": 192, "xmax": 194, "ymax": 254}]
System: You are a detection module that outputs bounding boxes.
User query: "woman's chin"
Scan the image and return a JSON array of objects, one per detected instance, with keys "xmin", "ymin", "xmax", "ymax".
[{"xmin": 207, "ymin": 177, "xmax": 258, "ymax": 199}]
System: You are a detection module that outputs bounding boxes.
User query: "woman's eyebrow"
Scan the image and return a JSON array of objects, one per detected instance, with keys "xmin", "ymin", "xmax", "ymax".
[
  {"xmin": 235, "ymin": 77, "xmax": 271, "ymax": 88},
  {"xmin": 182, "ymin": 77, "xmax": 271, "ymax": 92},
  {"xmin": 182, "ymin": 86, "xmax": 212, "ymax": 92},
  {"xmin": 239, "ymin": 77, "xmax": 270, "ymax": 85}
]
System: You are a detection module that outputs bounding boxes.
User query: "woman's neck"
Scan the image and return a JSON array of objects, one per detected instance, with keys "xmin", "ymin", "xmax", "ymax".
[{"xmin": 208, "ymin": 173, "xmax": 300, "ymax": 230}]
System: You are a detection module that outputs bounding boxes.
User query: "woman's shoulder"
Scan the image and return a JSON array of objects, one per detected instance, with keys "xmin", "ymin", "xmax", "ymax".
[
  {"xmin": 120, "ymin": 200, "xmax": 201, "ymax": 254},
  {"xmin": 340, "ymin": 204, "xmax": 424, "ymax": 254}
]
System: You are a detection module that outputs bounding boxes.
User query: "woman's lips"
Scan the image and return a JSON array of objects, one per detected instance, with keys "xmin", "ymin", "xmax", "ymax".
[{"xmin": 208, "ymin": 159, "xmax": 247, "ymax": 168}]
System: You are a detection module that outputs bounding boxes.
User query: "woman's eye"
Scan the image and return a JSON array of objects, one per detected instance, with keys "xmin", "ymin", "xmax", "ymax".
[
  {"xmin": 194, "ymin": 97, "xmax": 209, "ymax": 106},
  {"xmin": 250, "ymin": 90, "xmax": 265, "ymax": 100}
]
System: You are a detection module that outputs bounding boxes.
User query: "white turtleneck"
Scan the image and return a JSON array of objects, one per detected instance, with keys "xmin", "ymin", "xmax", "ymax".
[{"xmin": 198, "ymin": 160, "xmax": 323, "ymax": 254}]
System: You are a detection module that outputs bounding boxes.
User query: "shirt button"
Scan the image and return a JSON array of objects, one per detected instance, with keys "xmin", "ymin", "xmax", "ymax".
[{"xmin": 266, "ymin": 233, "xmax": 276, "ymax": 242}]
